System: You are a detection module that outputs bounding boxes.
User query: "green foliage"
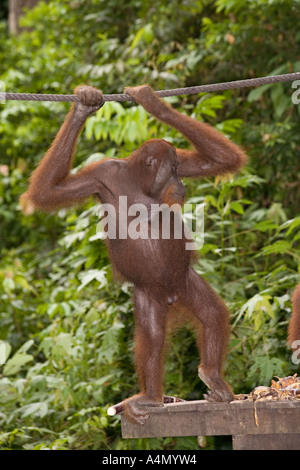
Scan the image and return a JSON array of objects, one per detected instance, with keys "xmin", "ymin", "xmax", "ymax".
[{"xmin": 0, "ymin": 0, "xmax": 300, "ymax": 450}]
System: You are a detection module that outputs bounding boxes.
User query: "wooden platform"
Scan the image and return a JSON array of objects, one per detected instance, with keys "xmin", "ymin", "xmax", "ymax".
[{"xmin": 121, "ymin": 399, "xmax": 300, "ymax": 450}]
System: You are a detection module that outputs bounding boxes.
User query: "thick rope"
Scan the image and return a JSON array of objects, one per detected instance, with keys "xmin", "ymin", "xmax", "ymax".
[{"xmin": 0, "ymin": 72, "xmax": 300, "ymax": 103}]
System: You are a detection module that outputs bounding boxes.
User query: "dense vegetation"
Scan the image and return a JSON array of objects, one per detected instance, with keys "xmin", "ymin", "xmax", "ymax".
[{"xmin": 0, "ymin": 0, "xmax": 300, "ymax": 450}]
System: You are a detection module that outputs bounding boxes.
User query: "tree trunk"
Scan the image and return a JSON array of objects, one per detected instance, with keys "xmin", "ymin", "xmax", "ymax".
[{"xmin": 9, "ymin": 0, "xmax": 41, "ymax": 34}]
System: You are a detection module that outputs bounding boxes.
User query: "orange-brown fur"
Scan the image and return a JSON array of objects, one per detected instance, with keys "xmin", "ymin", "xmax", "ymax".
[
  {"xmin": 20, "ymin": 84, "xmax": 247, "ymax": 424},
  {"xmin": 288, "ymin": 283, "xmax": 300, "ymax": 350}
]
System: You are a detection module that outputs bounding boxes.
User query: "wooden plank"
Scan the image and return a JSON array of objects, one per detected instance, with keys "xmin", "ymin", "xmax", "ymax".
[
  {"xmin": 232, "ymin": 433, "xmax": 300, "ymax": 450},
  {"xmin": 121, "ymin": 400, "xmax": 300, "ymax": 439}
]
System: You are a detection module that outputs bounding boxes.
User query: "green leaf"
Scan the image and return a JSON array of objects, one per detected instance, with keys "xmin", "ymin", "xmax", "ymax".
[
  {"xmin": 230, "ymin": 174, "xmax": 265, "ymax": 188},
  {"xmin": 292, "ymin": 232, "xmax": 300, "ymax": 243},
  {"xmin": 18, "ymin": 402, "xmax": 48, "ymax": 419},
  {"xmin": 55, "ymin": 333, "xmax": 73, "ymax": 355},
  {"xmin": 130, "ymin": 24, "xmax": 153, "ymax": 50},
  {"xmin": 261, "ymin": 240, "xmax": 291, "ymax": 256},
  {"xmin": 237, "ymin": 294, "xmax": 274, "ymax": 327},
  {"xmin": 3, "ymin": 278, "xmax": 15, "ymax": 293},
  {"xmin": 285, "ymin": 217, "xmax": 300, "ymax": 235},
  {"xmin": 3, "ymin": 353, "xmax": 33, "ymax": 376},
  {"xmin": 247, "ymin": 83, "xmax": 273, "ymax": 102},
  {"xmin": 2, "ymin": 340, "xmax": 34, "ymax": 376},
  {"xmin": 98, "ymin": 322, "xmax": 124, "ymax": 362},
  {"xmin": 249, "ymin": 357, "xmax": 284, "ymax": 385},
  {"xmin": 85, "ymin": 116, "xmax": 96, "ymax": 139},
  {"xmin": 0, "ymin": 341, "xmax": 11, "ymax": 366},
  {"xmin": 143, "ymin": 23, "xmax": 154, "ymax": 44},
  {"xmin": 78, "ymin": 268, "xmax": 108, "ymax": 291},
  {"xmin": 18, "ymin": 340, "xmax": 34, "ymax": 354},
  {"xmin": 253, "ymin": 220, "xmax": 278, "ymax": 232},
  {"xmin": 230, "ymin": 201, "xmax": 244, "ymax": 214}
]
